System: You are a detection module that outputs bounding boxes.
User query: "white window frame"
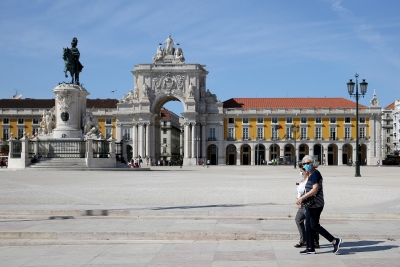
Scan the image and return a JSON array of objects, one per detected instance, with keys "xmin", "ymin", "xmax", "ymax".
[
  {"xmin": 272, "ymin": 117, "xmax": 278, "ymax": 123},
  {"xmin": 32, "ymin": 118, "xmax": 39, "ymax": 124},
  {"xmin": 257, "ymin": 127, "xmax": 263, "ymax": 139},
  {"xmin": 2, "ymin": 118, "xmax": 10, "ymax": 125},
  {"xmin": 315, "ymin": 117, "xmax": 322, "ymax": 123},
  {"xmin": 359, "ymin": 117, "xmax": 366, "ymax": 123},
  {"xmin": 330, "ymin": 127, "xmax": 337, "ymax": 139},
  {"xmin": 345, "ymin": 127, "xmax": 351, "ymax": 140},
  {"xmin": 18, "ymin": 128, "xmax": 24, "ymax": 139},
  {"xmin": 257, "ymin": 117, "xmax": 264, "ymax": 124},
  {"xmin": 2, "ymin": 128, "xmax": 9, "ymax": 140},
  {"xmin": 272, "ymin": 127, "xmax": 278, "ymax": 140},
  {"xmin": 300, "ymin": 127, "xmax": 307, "ymax": 140},
  {"xmin": 209, "ymin": 128, "xmax": 216, "ymax": 139},
  {"xmin": 345, "ymin": 117, "xmax": 351, "ymax": 123},
  {"xmin": 106, "ymin": 128, "xmax": 112, "ymax": 139},
  {"xmin": 105, "ymin": 118, "xmax": 112, "ymax": 125},
  {"xmin": 286, "ymin": 117, "xmax": 293, "ymax": 123},
  {"xmin": 123, "ymin": 128, "xmax": 131, "ymax": 140},
  {"xmin": 315, "ymin": 127, "xmax": 321, "ymax": 140},
  {"xmin": 330, "ymin": 117, "xmax": 336, "ymax": 123},
  {"xmin": 359, "ymin": 127, "xmax": 366, "ymax": 138},
  {"xmin": 286, "ymin": 127, "xmax": 293, "ymax": 139},
  {"xmin": 228, "ymin": 127, "xmax": 234, "ymax": 139},
  {"xmin": 300, "ymin": 117, "xmax": 307, "ymax": 124},
  {"xmin": 242, "ymin": 127, "xmax": 249, "ymax": 140},
  {"xmin": 242, "ymin": 118, "xmax": 249, "ymax": 124},
  {"xmin": 17, "ymin": 118, "xmax": 24, "ymax": 125}
]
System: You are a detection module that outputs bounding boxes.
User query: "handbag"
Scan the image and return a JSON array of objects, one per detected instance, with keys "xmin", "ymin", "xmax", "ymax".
[
  {"xmin": 301, "ymin": 178, "xmax": 322, "ymax": 208},
  {"xmin": 301, "ymin": 194, "xmax": 315, "ymax": 208}
]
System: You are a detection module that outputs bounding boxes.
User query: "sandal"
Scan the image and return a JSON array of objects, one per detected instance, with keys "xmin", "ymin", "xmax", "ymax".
[{"xmin": 294, "ymin": 242, "xmax": 306, "ymax": 248}]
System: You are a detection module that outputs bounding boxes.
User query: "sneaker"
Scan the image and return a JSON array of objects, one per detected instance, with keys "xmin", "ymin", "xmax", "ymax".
[
  {"xmin": 314, "ymin": 243, "xmax": 320, "ymax": 249},
  {"xmin": 333, "ymin": 238, "xmax": 342, "ymax": 254},
  {"xmin": 294, "ymin": 242, "xmax": 306, "ymax": 248},
  {"xmin": 300, "ymin": 248, "xmax": 316, "ymax": 255}
]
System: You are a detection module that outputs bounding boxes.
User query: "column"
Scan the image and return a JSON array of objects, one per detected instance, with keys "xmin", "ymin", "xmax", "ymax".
[
  {"xmin": 236, "ymin": 148, "xmax": 241, "ymax": 165},
  {"xmin": 149, "ymin": 122, "xmax": 155, "ymax": 161},
  {"xmin": 145, "ymin": 123, "xmax": 150, "ymax": 158},
  {"xmin": 132, "ymin": 124, "xmax": 137, "ymax": 158},
  {"xmin": 338, "ymin": 146, "xmax": 343, "ymax": 165},
  {"xmin": 251, "ymin": 141, "xmax": 255, "ymax": 165},
  {"xmin": 184, "ymin": 123, "xmax": 190, "ymax": 159},
  {"xmin": 191, "ymin": 123, "xmax": 196, "ymax": 158},
  {"xmin": 201, "ymin": 123, "xmax": 206, "ymax": 160},
  {"xmin": 138, "ymin": 123, "xmax": 144, "ymax": 158}
]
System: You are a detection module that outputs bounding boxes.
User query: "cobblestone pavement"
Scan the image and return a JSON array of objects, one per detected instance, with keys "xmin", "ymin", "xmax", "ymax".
[{"xmin": 0, "ymin": 165, "xmax": 399, "ymax": 266}]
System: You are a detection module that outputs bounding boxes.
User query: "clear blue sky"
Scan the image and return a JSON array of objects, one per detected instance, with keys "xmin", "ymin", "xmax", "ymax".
[{"xmin": 1, "ymin": 0, "xmax": 399, "ymax": 115}]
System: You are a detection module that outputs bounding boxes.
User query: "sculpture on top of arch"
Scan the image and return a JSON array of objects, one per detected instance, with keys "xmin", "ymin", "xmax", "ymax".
[{"xmin": 152, "ymin": 35, "xmax": 185, "ymax": 64}]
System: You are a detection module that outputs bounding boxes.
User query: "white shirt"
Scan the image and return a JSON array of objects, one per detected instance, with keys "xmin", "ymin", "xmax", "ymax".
[{"xmin": 296, "ymin": 179, "xmax": 307, "ymax": 198}]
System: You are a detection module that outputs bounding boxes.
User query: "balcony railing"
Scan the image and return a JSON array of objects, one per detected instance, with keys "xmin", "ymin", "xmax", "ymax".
[
  {"xmin": 208, "ymin": 137, "xmax": 216, "ymax": 141},
  {"xmin": 227, "ymin": 137, "xmax": 236, "ymax": 141}
]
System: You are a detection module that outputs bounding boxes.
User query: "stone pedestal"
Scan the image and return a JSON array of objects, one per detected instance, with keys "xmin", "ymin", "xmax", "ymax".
[{"xmin": 52, "ymin": 84, "xmax": 89, "ymax": 139}]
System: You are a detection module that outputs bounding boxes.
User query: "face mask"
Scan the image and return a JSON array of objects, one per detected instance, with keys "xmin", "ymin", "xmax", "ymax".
[
  {"xmin": 300, "ymin": 172, "xmax": 303, "ymax": 178},
  {"xmin": 304, "ymin": 164, "xmax": 312, "ymax": 172}
]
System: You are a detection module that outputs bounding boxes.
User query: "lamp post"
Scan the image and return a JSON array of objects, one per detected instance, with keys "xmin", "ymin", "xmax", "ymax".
[
  {"xmin": 347, "ymin": 73, "xmax": 368, "ymax": 177},
  {"xmin": 292, "ymin": 124, "xmax": 299, "ymax": 169}
]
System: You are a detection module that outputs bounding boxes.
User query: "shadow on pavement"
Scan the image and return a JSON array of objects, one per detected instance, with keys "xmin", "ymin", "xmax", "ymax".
[
  {"xmin": 151, "ymin": 204, "xmax": 246, "ymax": 210},
  {"xmin": 318, "ymin": 240, "xmax": 398, "ymax": 255}
]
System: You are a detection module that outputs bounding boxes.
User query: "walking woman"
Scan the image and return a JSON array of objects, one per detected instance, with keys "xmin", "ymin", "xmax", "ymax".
[
  {"xmin": 296, "ymin": 155, "xmax": 342, "ymax": 255},
  {"xmin": 294, "ymin": 163, "xmax": 319, "ymax": 248}
]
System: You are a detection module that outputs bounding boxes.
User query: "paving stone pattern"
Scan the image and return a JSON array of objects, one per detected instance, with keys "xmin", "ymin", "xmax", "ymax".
[{"xmin": 0, "ymin": 165, "xmax": 399, "ymax": 266}]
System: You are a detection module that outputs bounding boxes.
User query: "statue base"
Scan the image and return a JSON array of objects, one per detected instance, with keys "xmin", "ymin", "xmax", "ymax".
[{"xmin": 51, "ymin": 84, "xmax": 89, "ymax": 139}]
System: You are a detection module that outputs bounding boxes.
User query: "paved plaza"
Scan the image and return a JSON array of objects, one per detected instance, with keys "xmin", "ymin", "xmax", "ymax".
[{"xmin": 0, "ymin": 165, "xmax": 399, "ymax": 266}]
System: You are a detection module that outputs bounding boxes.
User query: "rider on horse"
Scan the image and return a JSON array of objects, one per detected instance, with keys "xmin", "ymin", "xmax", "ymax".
[{"xmin": 63, "ymin": 37, "xmax": 83, "ymax": 85}]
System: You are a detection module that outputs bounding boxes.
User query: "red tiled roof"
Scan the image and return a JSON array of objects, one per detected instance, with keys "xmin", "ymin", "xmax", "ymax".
[
  {"xmin": 0, "ymin": 99, "xmax": 118, "ymax": 109},
  {"xmin": 385, "ymin": 102, "xmax": 395, "ymax": 110},
  {"xmin": 160, "ymin": 108, "xmax": 171, "ymax": 118},
  {"xmin": 223, "ymin": 98, "xmax": 366, "ymax": 109}
]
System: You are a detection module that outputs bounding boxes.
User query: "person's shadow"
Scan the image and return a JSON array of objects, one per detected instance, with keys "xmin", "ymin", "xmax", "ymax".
[{"xmin": 318, "ymin": 240, "xmax": 399, "ymax": 255}]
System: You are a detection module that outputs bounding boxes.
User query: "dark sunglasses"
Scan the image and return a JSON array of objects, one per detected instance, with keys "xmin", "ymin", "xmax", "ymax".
[{"xmin": 303, "ymin": 162, "xmax": 312, "ymax": 165}]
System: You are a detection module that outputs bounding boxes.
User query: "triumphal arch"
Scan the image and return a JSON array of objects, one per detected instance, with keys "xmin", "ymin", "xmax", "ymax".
[{"xmin": 116, "ymin": 35, "xmax": 224, "ymax": 165}]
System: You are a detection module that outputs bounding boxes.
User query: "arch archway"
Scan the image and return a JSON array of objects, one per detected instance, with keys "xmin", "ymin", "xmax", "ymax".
[
  {"xmin": 240, "ymin": 144, "xmax": 251, "ymax": 165},
  {"xmin": 298, "ymin": 144, "xmax": 309, "ymax": 162},
  {"xmin": 255, "ymin": 144, "xmax": 265, "ymax": 165},
  {"xmin": 328, "ymin": 144, "xmax": 338, "ymax": 165},
  {"xmin": 284, "ymin": 144, "xmax": 294, "ymax": 164},
  {"xmin": 226, "ymin": 144, "xmax": 237, "ymax": 165},
  {"xmin": 269, "ymin": 144, "xmax": 280, "ymax": 161},
  {"xmin": 207, "ymin": 144, "xmax": 218, "ymax": 165},
  {"xmin": 115, "ymin": 39, "xmax": 224, "ymax": 166},
  {"xmin": 342, "ymin": 144, "xmax": 353, "ymax": 165},
  {"xmin": 360, "ymin": 144, "xmax": 367, "ymax": 165},
  {"xmin": 313, "ymin": 144, "xmax": 324, "ymax": 163}
]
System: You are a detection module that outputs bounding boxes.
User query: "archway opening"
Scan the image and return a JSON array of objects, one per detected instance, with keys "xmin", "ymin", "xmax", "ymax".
[
  {"xmin": 240, "ymin": 144, "xmax": 251, "ymax": 165},
  {"xmin": 328, "ymin": 144, "xmax": 338, "ymax": 165},
  {"xmin": 226, "ymin": 144, "xmax": 236, "ymax": 165},
  {"xmin": 255, "ymin": 144, "xmax": 265, "ymax": 165}
]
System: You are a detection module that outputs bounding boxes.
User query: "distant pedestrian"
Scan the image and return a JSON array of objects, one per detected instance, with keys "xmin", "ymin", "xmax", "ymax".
[
  {"xmin": 180, "ymin": 159, "xmax": 183, "ymax": 169},
  {"xmin": 207, "ymin": 159, "xmax": 210, "ymax": 168},
  {"xmin": 202, "ymin": 160, "xmax": 205, "ymax": 168}
]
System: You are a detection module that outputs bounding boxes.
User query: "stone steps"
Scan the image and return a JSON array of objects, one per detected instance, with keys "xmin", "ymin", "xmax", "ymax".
[{"xmin": 30, "ymin": 158, "xmax": 87, "ymax": 168}]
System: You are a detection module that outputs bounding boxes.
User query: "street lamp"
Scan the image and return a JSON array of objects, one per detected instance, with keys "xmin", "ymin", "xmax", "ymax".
[
  {"xmin": 291, "ymin": 124, "xmax": 299, "ymax": 169},
  {"xmin": 347, "ymin": 73, "xmax": 368, "ymax": 177}
]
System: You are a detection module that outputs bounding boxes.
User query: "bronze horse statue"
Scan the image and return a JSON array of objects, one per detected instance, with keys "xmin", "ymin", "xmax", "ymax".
[{"xmin": 63, "ymin": 47, "xmax": 83, "ymax": 85}]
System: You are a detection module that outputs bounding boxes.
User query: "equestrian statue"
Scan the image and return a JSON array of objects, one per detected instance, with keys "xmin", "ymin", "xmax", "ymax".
[{"xmin": 63, "ymin": 37, "xmax": 83, "ymax": 85}]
